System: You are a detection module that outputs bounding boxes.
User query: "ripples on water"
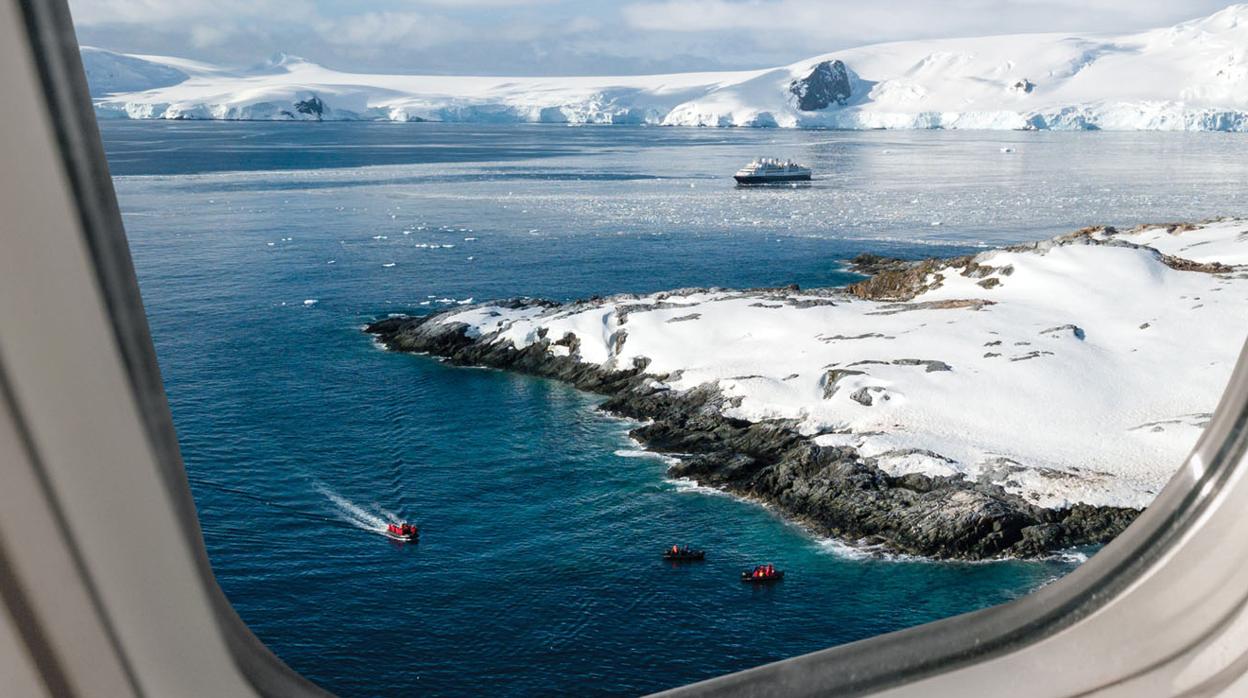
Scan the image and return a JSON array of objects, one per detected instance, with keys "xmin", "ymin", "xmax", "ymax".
[{"xmin": 102, "ymin": 122, "xmax": 1248, "ymax": 696}]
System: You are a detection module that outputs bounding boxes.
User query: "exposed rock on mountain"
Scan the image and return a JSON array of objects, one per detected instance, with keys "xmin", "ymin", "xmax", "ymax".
[
  {"xmin": 789, "ymin": 60, "xmax": 853, "ymax": 110},
  {"xmin": 1012, "ymin": 78, "xmax": 1037, "ymax": 94},
  {"xmin": 293, "ymin": 95, "xmax": 325, "ymax": 119}
]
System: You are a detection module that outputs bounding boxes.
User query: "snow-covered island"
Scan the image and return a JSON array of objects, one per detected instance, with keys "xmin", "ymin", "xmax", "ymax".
[
  {"xmin": 368, "ymin": 221, "xmax": 1248, "ymax": 559},
  {"xmin": 86, "ymin": 5, "xmax": 1248, "ymax": 131}
]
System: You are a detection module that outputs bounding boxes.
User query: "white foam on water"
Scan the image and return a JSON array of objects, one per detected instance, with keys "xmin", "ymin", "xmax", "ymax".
[
  {"xmin": 1053, "ymin": 549, "xmax": 1091, "ymax": 564},
  {"xmin": 665, "ymin": 477, "xmax": 731, "ymax": 498},
  {"xmin": 813, "ymin": 537, "xmax": 928, "ymax": 563},
  {"xmin": 814, "ymin": 538, "xmax": 876, "ymax": 560},
  {"xmin": 317, "ymin": 484, "xmax": 392, "ymax": 533},
  {"xmin": 613, "ymin": 449, "xmax": 680, "ymax": 465}
]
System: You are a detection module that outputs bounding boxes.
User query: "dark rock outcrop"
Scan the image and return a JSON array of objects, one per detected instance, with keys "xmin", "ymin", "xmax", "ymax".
[
  {"xmin": 821, "ymin": 368, "xmax": 864, "ymax": 398},
  {"xmin": 1012, "ymin": 78, "xmax": 1037, "ymax": 94},
  {"xmin": 366, "ymin": 303, "xmax": 1139, "ymax": 560},
  {"xmin": 293, "ymin": 95, "xmax": 325, "ymax": 119},
  {"xmin": 789, "ymin": 60, "xmax": 853, "ymax": 111},
  {"xmin": 847, "ymin": 253, "xmax": 912, "ymax": 276}
]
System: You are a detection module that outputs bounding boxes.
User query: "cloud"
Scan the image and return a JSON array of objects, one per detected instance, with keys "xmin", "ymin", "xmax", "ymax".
[
  {"xmin": 189, "ymin": 25, "xmax": 232, "ymax": 49},
  {"xmin": 66, "ymin": 0, "xmax": 1237, "ymax": 76},
  {"xmin": 316, "ymin": 12, "xmax": 469, "ymax": 49},
  {"xmin": 68, "ymin": 0, "xmax": 316, "ymax": 26},
  {"xmin": 620, "ymin": 0, "xmax": 1233, "ymax": 44},
  {"xmin": 416, "ymin": 0, "xmax": 562, "ymax": 5}
]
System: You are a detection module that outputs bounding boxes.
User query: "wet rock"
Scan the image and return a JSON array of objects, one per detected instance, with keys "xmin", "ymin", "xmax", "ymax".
[{"xmin": 847, "ymin": 253, "xmax": 912, "ymax": 276}]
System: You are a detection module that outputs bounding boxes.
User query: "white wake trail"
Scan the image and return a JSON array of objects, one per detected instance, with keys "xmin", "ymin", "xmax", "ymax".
[{"xmin": 317, "ymin": 485, "xmax": 391, "ymax": 533}]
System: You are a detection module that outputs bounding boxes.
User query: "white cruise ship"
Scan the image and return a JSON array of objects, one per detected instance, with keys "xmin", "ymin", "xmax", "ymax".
[{"xmin": 733, "ymin": 158, "xmax": 812, "ymax": 184}]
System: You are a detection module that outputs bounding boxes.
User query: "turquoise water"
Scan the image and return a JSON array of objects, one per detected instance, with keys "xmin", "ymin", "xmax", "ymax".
[{"xmin": 101, "ymin": 122, "xmax": 1248, "ymax": 696}]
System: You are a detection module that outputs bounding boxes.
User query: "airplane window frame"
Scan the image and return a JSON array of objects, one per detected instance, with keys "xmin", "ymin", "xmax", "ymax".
[{"xmin": 10, "ymin": 0, "xmax": 1248, "ymax": 694}]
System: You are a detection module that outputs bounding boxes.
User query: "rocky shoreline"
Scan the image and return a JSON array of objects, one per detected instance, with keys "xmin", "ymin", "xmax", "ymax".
[
  {"xmin": 363, "ymin": 220, "xmax": 1248, "ymax": 559},
  {"xmin": 366, "ymin": 301, "xmax": 1147, "ymax": 558},
  {"xmin": 366, "ymin": 309, "xmax": 1138, "ymax": 559}
]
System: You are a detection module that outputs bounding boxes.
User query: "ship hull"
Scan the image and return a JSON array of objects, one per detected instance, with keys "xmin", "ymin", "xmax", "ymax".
[{"xmin": 733, "ymin": 173, "xmax": 812, "ymax": 185}]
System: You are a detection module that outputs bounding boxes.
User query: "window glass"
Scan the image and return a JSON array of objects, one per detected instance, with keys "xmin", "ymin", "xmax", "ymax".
[{"xmin": 74, "ymin": 3, "xmax": 1248, "ymax": 694}]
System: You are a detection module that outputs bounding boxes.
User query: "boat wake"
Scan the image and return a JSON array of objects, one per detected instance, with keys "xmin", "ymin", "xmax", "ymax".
[{"xmin": 317, "ymin": 484, "xmax": 404, "ymax": 537}]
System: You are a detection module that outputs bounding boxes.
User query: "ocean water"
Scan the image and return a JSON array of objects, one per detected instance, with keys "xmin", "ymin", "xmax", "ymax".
[{"xmin": 101, "ymin": 122, "xmax": 1248, "ymax": 697}]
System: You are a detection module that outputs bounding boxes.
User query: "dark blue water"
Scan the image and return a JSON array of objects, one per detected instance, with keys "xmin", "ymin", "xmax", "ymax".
[{"xmin": 101, "ymin": 121, "xmax": 1248, "ymax": 697}]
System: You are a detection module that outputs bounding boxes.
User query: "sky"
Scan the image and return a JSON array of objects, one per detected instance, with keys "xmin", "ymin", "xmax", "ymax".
[{"xmin": 69, "ymin": 0, "xmax": 1238, "ymax": 75}]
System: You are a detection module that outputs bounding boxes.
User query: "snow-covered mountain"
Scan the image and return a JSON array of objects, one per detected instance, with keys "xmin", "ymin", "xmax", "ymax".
[{"xmin": 86, "ymin": 5, "xmax": 1248, "ymax": 130}]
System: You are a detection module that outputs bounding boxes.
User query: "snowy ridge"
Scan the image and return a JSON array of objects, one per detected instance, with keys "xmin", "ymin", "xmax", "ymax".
[
  {"xmin": 413, "ymin": 220, "xmax": 1248, "ymax": 509},
  {"xmin": 85, "ymin": 6, "xmax": 1248, "ymax": 130}
]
